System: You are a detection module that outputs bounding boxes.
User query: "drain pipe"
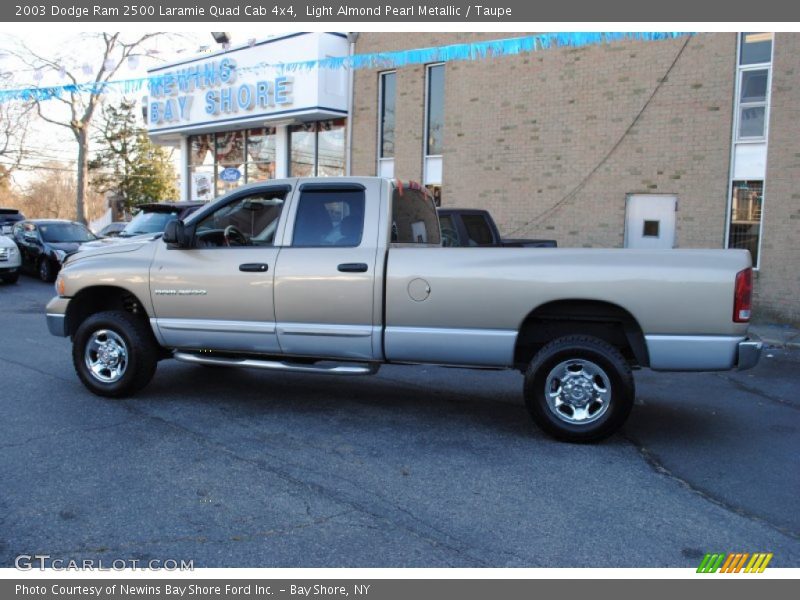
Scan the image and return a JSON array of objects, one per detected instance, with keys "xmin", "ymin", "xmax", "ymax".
[{"xmin": 345, "ymin": 32, "xmax": 359, "ymax": 176}]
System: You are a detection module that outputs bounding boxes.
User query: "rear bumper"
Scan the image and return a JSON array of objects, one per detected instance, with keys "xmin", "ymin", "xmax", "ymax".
[
  {"xmin": 646, "ymin": 334, "xmax": 761, "ymax": 371},
  {"xmin": 737, "ymin": 339, "xmax": 762, "ymax": 371}
]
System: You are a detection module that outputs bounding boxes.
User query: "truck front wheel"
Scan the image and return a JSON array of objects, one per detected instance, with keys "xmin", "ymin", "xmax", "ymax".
[
  {"xmin": 524, "ymin": 335, "xmax": 635, "ymax": 442},
  {"xmin": 72, "ymin": 310, "xmax": 159, "ymax": 398}
]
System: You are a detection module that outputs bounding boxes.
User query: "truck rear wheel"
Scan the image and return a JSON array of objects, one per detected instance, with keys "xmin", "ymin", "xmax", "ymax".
[
  {"xmin": 524, "ymin": 335, "xmax": 634, "ymax": 442},
  {"xmin": 72, "ymin": 310, "xmax": 159, "ymax": 398}
]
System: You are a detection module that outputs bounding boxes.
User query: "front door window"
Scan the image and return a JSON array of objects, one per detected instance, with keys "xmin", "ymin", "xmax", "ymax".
[{"xmin": 194, "ymin": 192, "xmax": 285, "ymax": 248}]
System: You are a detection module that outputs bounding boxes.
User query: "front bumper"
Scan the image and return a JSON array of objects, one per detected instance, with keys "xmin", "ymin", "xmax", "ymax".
[
  {"xmin": 0, "ymin": 253, "xmax": 21, "ymax": 272},
  {"xmin": 737, "ymin": 339, "xmax": 762, "ymax": 371},
  {"xmin": 45, "ymin": 296, "xmax": 70, "ymax": 337}
]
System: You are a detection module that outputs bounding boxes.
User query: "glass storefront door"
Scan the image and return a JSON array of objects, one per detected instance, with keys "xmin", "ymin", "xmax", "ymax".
[
  {"xmin": 289, "ymin": 119, "xmax": 346, "ymax": 178},
  {"xmin": 187, "ymin": 127, "xmax": 278, "ymax": 201},
  {"xmin": 188, "ymin": 119, "xmax": 344, "ymax": 201}
]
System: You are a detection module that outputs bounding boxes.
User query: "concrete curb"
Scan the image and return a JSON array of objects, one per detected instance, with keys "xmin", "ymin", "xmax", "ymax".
[{"xmin": 748, "ymin": 324, "xmax": 800, "ymax": 349}]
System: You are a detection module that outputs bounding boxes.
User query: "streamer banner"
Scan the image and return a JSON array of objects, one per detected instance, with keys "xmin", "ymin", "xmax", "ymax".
[{"xmin": 0, "ymin": 32, "xmax": 692, "ymax": 105}]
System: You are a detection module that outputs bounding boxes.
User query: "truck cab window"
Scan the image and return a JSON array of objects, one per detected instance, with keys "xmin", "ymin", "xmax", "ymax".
[
  {"xmin": 439, "ymin": 214, "xmax": 459, "ymax": 247},
  {"xmin": 292, "ymin": 189, "xmax": 365, "ymax": 247},
  {"xmin": 462, "ymin": 214, "xmax": 495, "ymax": 246},
  {"xmin": 391, "ymin": 185, "xmax": 441, "ymax": 245},
  {"xmin": 194, "ymin": 192, "xmax": 285, "ymax": 248}
]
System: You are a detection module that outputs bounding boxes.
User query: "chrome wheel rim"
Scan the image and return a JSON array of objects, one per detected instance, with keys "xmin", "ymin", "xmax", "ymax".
[
  {"xmin": 39, "ymin": 261, "xmax": 48, "ymax": 280},
  {"xmin": 84, "ymin": 329, "xmax": 129, "ymax": 383},
  {"xmin": 544, "ymin": 359, "xmax": 612, "ymax": 425}
]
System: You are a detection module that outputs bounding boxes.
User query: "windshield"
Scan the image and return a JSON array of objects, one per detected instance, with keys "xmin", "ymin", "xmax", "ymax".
[
  {"xmin": 39, "ymin": 222, "xmax": 96, "ymax": 243},
  {"xmin": 120, "ymin": 211, "xmax": 179, "ymax": 237}
]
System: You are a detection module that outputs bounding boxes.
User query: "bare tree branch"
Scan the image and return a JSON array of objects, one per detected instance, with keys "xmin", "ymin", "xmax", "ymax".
[
  {"xmin": 9, "ymin": 32, "xmax": 168, "ymax": 223},
  {"xmin": 0, "ymin": 82, "xmax": 33, "ymax": 176}
]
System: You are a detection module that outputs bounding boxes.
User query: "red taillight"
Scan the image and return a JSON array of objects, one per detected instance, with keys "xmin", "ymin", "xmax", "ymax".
[{"xmin": 733, "ymin": 267, "xmax": 753, "ymax": 323}]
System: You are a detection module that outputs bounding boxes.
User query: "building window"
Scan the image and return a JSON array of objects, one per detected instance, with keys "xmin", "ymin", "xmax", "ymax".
[
  {"xmin": 425, "ymin": 64, "xmax": 444, "ymax": 156},
  {"xmin": 737, "ymin": 69, "xmax": 769, "ymax": 139},
  {"xmin": 189, "ymin": 134, "xmax": 215, "ymax": 201},
  {"xmin": 642, "ymin": 220, "xmax": 660, "ymax": 238},
  {"xmin": 727, "ymin": 33, "xmax": 773, "ymax": 268},
  {"xmin": 728, "ymin": 181, "xmax": 763, "ymax": 266},
  {"xmin": 740, "ymin": 32, "xmax": 773, "ymax": 65},
  {"xmin": 378, "ymin": 71, "xmax": 396, "ymax": 177},
  {"xmin": 246, "ymin": 128, "xmax": 277, "ymax": 183},
  {"xmin": 317, "ymin": 120, "xmax": 346, "ymax": 177},
  {"xmin": 188, "ymin": 128, "xmax": 277, "ymax": 201},
  {"xmin": 424, "ymin": 64, "xmax": 444, "ymax": 201},
  {"xmin": 289, "ymin": 119, "xmax": 346, "ymax": 177},
  {"xmin": 215, "ymin": 130, "xmax": 245, "ymax": 196},
  {"xmin": 735, "ymin": 33, "xmax": 773, "ymax": 141}
]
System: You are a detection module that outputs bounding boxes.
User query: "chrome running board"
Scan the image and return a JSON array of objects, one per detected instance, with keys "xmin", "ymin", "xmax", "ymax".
[{"xmin": 172, "ymin": 351, "xmax": 379, "ymax": 376}]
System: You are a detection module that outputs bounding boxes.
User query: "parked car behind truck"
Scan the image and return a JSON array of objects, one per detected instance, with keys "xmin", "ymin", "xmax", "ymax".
[
  {"xmin": 438, "ymin": 208, "xmax": 557, "ymax": 248},
  {"xmin": 84, "ymin": 202, "xmax": 205, "ymax": 248},
  {"xmin": 0, "ymin": 234, "xmax": 21, "ymax": 283},
  {"xmin": 14, "ymin": 219, "xmax": 97, "ymax": 282},
  {"xmin": 0, "ymin": 208, "xmax": 25, "ymax": 236},
  {"xmin": 45, "ymin": 177, "xmax": 761, "ymax": 442}
]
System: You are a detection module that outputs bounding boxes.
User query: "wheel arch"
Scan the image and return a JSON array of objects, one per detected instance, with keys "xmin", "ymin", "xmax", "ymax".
[
  {"xmin": 514, "ymin": 299, "xmax": 649, "ymax": 369},
  {"xmin": 65, "ymin": 285, "xmax": 151, "ymax": 338}
]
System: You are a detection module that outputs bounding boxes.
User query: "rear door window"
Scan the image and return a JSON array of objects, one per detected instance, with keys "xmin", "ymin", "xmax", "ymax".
[{"xmin": 292, "ymin": 189, "xmax": 366, "ymax": 247}]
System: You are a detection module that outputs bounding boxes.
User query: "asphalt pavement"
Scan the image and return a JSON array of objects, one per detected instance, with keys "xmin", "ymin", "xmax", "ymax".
[{"xmin": 0, "ymin": 276, "xmax": 798, "ymax": 567}]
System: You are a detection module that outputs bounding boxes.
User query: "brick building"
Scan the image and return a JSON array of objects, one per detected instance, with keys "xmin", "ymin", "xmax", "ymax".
[{"xmin": 350, "ymin": 32, "xmax": 800, "ymax": 323}]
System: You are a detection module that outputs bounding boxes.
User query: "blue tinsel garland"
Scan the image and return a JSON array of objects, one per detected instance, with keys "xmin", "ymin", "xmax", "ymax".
[{"xmin": 0, "ymin": 32, "xmax": 692, "ymax": 104}]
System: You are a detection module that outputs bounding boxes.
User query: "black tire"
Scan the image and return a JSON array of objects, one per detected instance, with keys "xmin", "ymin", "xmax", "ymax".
[
  {"xmin": 524, "ymin": 335, "xmax": 635, "ymax": 443},
  {"xmin": 72, "ymin": 310, "xmax": 159, "ymax": 398},
  {"xmin": 1, "ymin": 272, "xmax": 18, "ymax": 284},
  {"xmin": 38, "ymin": 258, "xmax": 55, "ymax": 282}
]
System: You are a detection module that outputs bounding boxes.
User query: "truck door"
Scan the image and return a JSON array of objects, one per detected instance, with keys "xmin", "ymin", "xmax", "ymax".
[
  {"xmin": 149, "ymin": 185, "xmax": 289, "ymax": 353},
  {"xmin": 273, "ymin": 181, "xmax": 381, "ymax": 360}
]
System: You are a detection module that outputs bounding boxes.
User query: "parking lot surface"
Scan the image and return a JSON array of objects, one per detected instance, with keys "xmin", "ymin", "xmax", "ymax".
[{"xmin": 1, "ymin": 277, "xmax": 798, "ymax": 567}]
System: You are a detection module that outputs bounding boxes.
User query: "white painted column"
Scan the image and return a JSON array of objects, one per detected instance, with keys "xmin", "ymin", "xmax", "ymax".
[
  {"xmin": 179, "ymin": 136, "xmax": 190, "ymax": 201},
  {"xmin": 275, "ymin": 125, "xmax": 289, "ymax": 178}
]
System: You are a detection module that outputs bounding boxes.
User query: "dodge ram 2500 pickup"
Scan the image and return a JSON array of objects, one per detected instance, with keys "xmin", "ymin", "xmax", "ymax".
[{"xmin": 45, "ymin": 177, "xmax": 762, "ymax": 442}]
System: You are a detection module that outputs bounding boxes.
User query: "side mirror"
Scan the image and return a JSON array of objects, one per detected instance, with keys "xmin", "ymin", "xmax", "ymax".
[
  {"xmin": 163, "ymin": 219, "xmax": 196, "ymax": 248},
  {"xmin": 23, "ymin": 231, "xmax": 38, "ymax": 243},
  {"xmin": 163, "ymin": 219, "xmax": 185, "ymax": 247}
]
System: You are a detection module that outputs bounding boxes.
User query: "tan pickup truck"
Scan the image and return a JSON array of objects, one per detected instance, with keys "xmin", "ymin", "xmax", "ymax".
[{"xmin": 46, "ymin": 177, "xmax": 761, "ymax": 442}]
